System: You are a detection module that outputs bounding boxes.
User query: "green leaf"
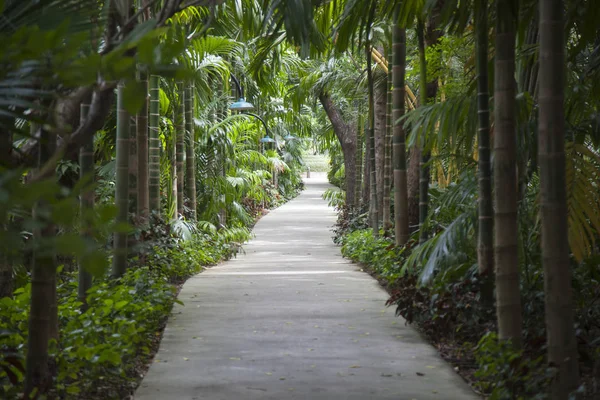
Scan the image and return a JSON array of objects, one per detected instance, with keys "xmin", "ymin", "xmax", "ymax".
[
  {"xmin": 53, "ymin": 234, "xmax": 87, "ymax": 256},
  {"xmin": 114, "ymin": 300, "xmax": 128, "ymax": 311},
  {"xmin": 122, "ymin": 80, "xmax": 145, "ymax": 114},
  {"xmin": 81, "ymin": 251, "xmax": 110, "ymax": 278}
]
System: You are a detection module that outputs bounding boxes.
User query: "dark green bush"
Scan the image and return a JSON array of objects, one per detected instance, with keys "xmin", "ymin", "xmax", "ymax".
[
  {"xmin": 340, "ymin": 229, "xmax": 406, "ymax": 281},
  {"xmin": 0, "ymin": 228, "xmax": 251, "ymax": 399},
  {"xmin": 475, "ymin": 332, "xmax": 556, "ymax": 400}
]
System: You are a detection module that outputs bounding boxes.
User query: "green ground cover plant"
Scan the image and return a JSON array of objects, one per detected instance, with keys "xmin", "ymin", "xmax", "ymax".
[{"xmin": 0, "ymin": 229, "xmax": 251, "ymax": 399}]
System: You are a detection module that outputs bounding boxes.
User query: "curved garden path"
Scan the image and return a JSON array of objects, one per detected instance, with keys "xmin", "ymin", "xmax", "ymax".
[{"xmin": 135, "ymin": 173, "xmax": 478, "ymax": 400}]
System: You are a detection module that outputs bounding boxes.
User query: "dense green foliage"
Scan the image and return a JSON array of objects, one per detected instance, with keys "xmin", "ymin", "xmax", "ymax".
[{"xmin": 0, "ymin": 229, "xmax": 250, "ymax": 399}]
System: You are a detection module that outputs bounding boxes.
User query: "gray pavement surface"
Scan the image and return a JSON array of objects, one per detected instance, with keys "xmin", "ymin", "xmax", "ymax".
[{"xmin": 135, "ymin": 173, "xmax": 478, "ymax": 400}]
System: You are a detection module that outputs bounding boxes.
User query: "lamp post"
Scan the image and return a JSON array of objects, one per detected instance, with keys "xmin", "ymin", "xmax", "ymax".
[
  {"xmin": 228, "ymin": 84, "xmax": 277, "ymax": 189},
  {"xmin": 229, "ymin": 73, "xmax": 254, "ymax": 111}
]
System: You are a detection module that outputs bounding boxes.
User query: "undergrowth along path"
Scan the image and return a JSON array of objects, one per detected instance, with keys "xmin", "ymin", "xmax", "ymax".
[{"xmin": 135, "ymin": 173, "xmax": 478, "ymax": 400}]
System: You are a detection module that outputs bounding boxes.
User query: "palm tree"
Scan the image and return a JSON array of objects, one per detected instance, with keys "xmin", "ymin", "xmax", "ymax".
[
  {"xmin": 149, "ymin": 75, "xmax": 161, "ymax": 214},
  {"xmin": 382, "ymin": 46, "xmax": 392, "ymax": 232},
  {"xmin": 366, "ymin": 23, "xmax": 379, "ymax": 235},
  {"xmin": 24, "ymin": 128, "xmax": 58, "ymax": 397},
  {"xmin": 354, "ymin": 106, "xmax": 364, "ymax": 211},
  {"xmin": 416, "ymin": 20, "xmax": 431, "ymax": 244},
  {"xmin": 493, "ymin": 0, "xmax": 522, "ymax": 347},
  {"xmin": 78, "ymin": 103, "xmax": 93, "ymax": 307},
  {"xmin": 137, "ymin": 71, "xmax": 150, "ymax": 222},
  {"xmin": 539, "ymin": 0, "xmax": 579, "ymax": 396},
  {"xmin": 374, "ymin": 51, "xmax": 387, "ymax": 223},
  {"xmin": 319, "ymin": 92, "xmax": 358, "ymax": 210},
  {"xmin": 112, "ymin": 82, "xmax": 130, "ymax": 279},
  {"xmin": 176, "ymin": 81, "xmax": 185, "ymax": 216},
  {"xmin": 392, "ymin": 12, "xmax": 409, "ymax": 245},
  {"xmin": 185, "ymin": 83, "xmax": 197, "ymax": 220},
  {"xmin": 128, "ymin": 114, "xmax": 138, "ymax": 215},
  {"xmin": 362, "ymin": 125, "xmax": 371, "ymax": 207},
  {"xmin": 475, "ymin": 0, "xmax": 494, "ymax": 302}
]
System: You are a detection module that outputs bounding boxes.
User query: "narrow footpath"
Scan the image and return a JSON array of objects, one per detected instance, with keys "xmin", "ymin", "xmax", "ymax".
[{"xmin": 135, "ymin": 174, "xmax": 478, "ymax": 400}]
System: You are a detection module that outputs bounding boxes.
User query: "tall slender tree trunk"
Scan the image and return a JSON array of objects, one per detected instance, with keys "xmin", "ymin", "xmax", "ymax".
[
  {"xmin": 382, "ymin": 47, "xmax": 393, "ymax": 233},
  {"xmin": 0, "ymin": 255, "xmax": 12, "ymax": 298},
  {"xmin": 148, "ymin": 75, "xmax": 161, "ymax": 215},
  {"xmin": 319, "ymin": 92, "xmax": 357, "ymax": 209},
  {"xmin": 176, "ymin": 82, "xmax": 185, "ymax": 217},
  {"xmin": 112, "ymin": 82, "xmax": 130, "ymax": 278},
  {"xmin": 518, "ymin": 18, "xmax": 540, "ymax": 201},
  {"xmin": 169, "ymin": 109, "xmax": 178, "ymax": 220},
  {"xmin": 494, "ymin": 0, "xmax": 522, "ymax": 347},
  {"xmin": 185, "ymin": 83, "xmax": 197, "ymax": 220},
  {"xmin": 374, "ymin": 67, "xmax": 387, "ymax": 222},
  {"xmin": 362, "ymin": 124, "xmax": 370, "ymax": 207},
  {"xmin": 24, "ymin": 129, "xmax": 58, "ymax": 397},
  {"xmin": 417, "ymin": 20, "xmax": 430, "ymax": 244},
  {"xmin": 137, "ymin": 71, "xmax": 149, "ymax": 223},
  {"xmin": 475, "ymin": 0, "xmax": 494, "ymax": 303},
  {"xmin": 407, "ymin": 147, "xmax": 421, "ymax": 232},
  {"xmin": 78, "ymin": 103, "xmax": 93, "ymax": 308},
  {"xmin": 344, "ymin": 140, "xmax": 357, "ymax": 211},
  {"xmin": 392, "ymin": 15, "xmax": 409, "ymax": 245},
  {"xmin": 128, "ymin": 115, "xmax": 138, "ymax": 215},
  {"xmin": 367, "ymin": 40, "xmax": 379, "ymax": 235},
  {"xmin": 0, "ymin": 132, "xmax": 12, "ymax": 297},
  {"xmin": 354, "ymin": 111, "xmax": 364, "ymax": 212},
  {"xmin": 539, "ymin": 0, "xmax": 579, "ymax": 396}
]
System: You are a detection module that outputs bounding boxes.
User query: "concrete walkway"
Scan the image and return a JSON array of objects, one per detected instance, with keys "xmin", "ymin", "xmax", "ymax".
[{"xmin": 135, "ymin": 174, "xmax": 478, "ymax": 400}]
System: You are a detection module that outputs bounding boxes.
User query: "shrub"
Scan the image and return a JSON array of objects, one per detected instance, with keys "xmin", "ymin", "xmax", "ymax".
[
  {"xmin": 0, "ymin": 227, "xmax": 251, "ymax": 399},
  {"xmin": 475, "ymin": 332, "xmax": 555, "ymax": 400},
  {"xmin": 340, "ymin": 229, "xmax": 405, "ymax": 281}
]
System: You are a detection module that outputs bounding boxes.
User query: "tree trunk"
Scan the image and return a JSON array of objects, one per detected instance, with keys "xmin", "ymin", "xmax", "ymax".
[
  {"xmin": 382, "ymin": 47, "xmax": 392, "ymax": 233},
  {"xmin": 354, "ymin": 111, "xmax": 364, "ymax": 212},
  {"xmin": 185, "ymin": 83, "xmax": 197, "ymax": 220},
  {"xmin": 0, "ymin": 255, "xmax": 12, "ymax": 298},
  {"xmin": 128, "ymin": 116, "xmax": 138, "ymax": 215},
  {"xmin": 539, "ymin": 0, "xmax": 579, "ymax": 396},
  {"xmin": 475, "ymin": 0, "xmax": 494, "ymax": 303},
  {"xmin": 112, "ymin": 82, "xmax": 130, "ymax": 278},
  {"xmin": 392, "ymin": 17, "xmax": 409, "ymax": 245},
  {"xmin": 374, "ymin": 68, "xmax": 387, "ymax": 223},
  {"xmin": 494, "ymin": 0, "xmax": 522, "ymax": 347},
  {"xmin": 78, "ymin": 103, "xmax": 93, "ymax": 308},
  {"xmin": 344, "ymin": 142, "xmax": 357, "ymax": 210},
  {"xmin": 148, "ymin": 75, "xmax": 161, "ymax": 215},
  {"xmin": 362, "ymin": 123, "xmax": 370, "ymax": 207},
  {"xmin": 170, "ymin": 109, "xmax": 178, "ymax": 221},
  {"xmin": 367, "ymin": 40, "xmax": 379, "ymax": 235},
  {"xmin": 518, "ymin": 18, "xmax": 540, "ymax": 201},
  {"xmin": 0, "ymin": 129, "xmax": 11, "ymax": 168},
  {"xmin": 417, "ymin": 20, "xmax": 430, "ymax": 244},
  {"xmin": 318, "ymin": 92, "xmax": 357, "ymax": 209},
  {"xmin": 24, "ymin": 129, "xmax": 58, "ymax": 397},
  {"xmin": 0, "ymin": 132, "xmax": 13, "ymax": 297},
  {"xmin": 137, "ymin": 71, "xmax": 150, "ymax": 223},
  {"xmin": 407, "ymin": 147, "xmax": 420, "ymax": 233},
  {"xmin": 176, "ymin": 82, "xmax": 185, "ymax": 217}
]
